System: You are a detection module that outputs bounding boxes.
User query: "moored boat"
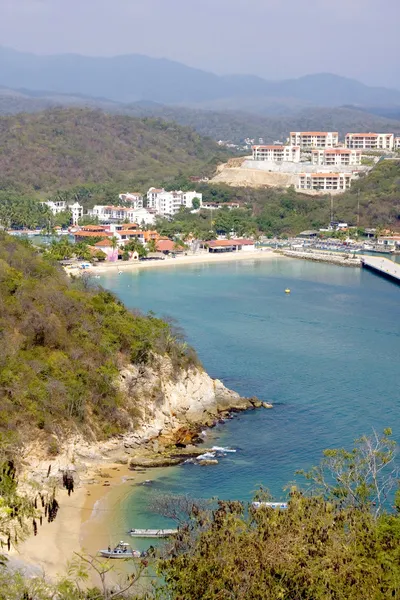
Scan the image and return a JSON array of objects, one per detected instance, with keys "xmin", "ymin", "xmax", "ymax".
[
  {"xmin": 128, "ymin": 528, "xmax": 178, "ymax": 538},
  {"xmin": 99, "ymin": 541, "xmax": 141, "ymax": 559}
]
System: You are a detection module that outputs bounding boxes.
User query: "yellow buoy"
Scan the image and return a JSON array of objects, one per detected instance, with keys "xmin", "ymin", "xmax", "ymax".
[{"xmin": 285, "ymin": 288, "xmax": 291, "ymax": 294}]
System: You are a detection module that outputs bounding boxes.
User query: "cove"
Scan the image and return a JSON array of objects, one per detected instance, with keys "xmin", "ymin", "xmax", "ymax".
[{"xmin": 97, "ymin": 256, "xmax": 400, "ymax": 533}]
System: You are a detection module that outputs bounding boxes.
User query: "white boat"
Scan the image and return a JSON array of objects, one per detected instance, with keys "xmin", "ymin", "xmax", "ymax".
[
  {"xmin": 99, "ymin": 541, "xmax": 141, "ymax": 559},
  {"xmin": 128, "ymin": 528, "xmax": 178, "ymax": 538},
  {"xmin": 252, "ymin": 502, "xmax": 288, "ymax": 510}
]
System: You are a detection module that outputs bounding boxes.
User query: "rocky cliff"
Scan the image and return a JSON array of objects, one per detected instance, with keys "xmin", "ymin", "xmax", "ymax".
[
  {"xmin": 118, "ymin": 355, "xmax": 255, "ymax": 446},
  {"xmin": 22, "ymin": 356, "xmax": 261, "ymax": 481}
]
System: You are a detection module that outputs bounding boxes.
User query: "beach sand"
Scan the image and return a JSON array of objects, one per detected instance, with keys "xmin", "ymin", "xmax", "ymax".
[
  {"xmin": 10, "ymin": 463, "xmax": 158, "ymax": 583},
  {"xmin": 66, "ymin": 248, "xmax": 282, "ymax": 276}
]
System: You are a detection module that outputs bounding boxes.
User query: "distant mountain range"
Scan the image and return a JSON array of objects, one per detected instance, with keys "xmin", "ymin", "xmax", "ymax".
[
  {"xmin": 1, "ymin": 46, "xmax": 400, "ymax": 113},
  {"xmin": 1, "ymin": 86, "xmax": 400, "ymax": 145}
]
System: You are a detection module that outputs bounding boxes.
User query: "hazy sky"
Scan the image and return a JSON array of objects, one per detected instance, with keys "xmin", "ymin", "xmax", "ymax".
[{"xmin": 1, "ymin": 0, "xmax": 399, "ymax": 86}]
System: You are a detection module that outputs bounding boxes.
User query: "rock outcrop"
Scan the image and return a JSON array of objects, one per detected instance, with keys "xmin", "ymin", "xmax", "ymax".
[
  {"xmin": 21, "ymin": 355, "xmax": 264, "ymax": 482},
  {"xmin": 118, "ymin": 355, "xmax": 256, "ymax": 447}
]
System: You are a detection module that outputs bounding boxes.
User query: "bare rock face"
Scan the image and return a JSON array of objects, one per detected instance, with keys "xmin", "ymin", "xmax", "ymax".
[{"xmin": 118, "ymin": 355, "xmax": 254, "ymax": 444}]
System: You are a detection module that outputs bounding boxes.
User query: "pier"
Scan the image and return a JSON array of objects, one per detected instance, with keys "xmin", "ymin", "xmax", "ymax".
[{"xmin": 362, "ymin": 256, "xmax": 400, "ymax": 284}]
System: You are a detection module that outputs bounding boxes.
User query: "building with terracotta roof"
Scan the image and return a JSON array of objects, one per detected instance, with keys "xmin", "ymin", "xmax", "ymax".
[
  {"xmin": 345, "ymin": 133, "xmax": 394, "ymax": 151},
  {"xmin": 290, "ymin": 132, "xmax": 339, "ymax": 149},
  {"xmin": 252, "ymin": 145, "xmax": 300, "ymax": 163},
  {"xmin": 297, "ymin": 172, "xmax": 354, "ymax": 192},
  {"xmin": 74, "ymin": 230, "xmax": 112, "ymax": 242},
  {"xmin": 206, "ymin": 239, "xmax": 255, "ymax": 253},
  {"xmin": 312, "ymin": 148, "xmax": 361, "ymax": 166}
]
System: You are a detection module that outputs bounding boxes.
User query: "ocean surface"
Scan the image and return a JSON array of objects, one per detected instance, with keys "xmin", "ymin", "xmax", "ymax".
[{"xmin": 97, "ymin": 256, "xmax": 400, "ymax": 542}]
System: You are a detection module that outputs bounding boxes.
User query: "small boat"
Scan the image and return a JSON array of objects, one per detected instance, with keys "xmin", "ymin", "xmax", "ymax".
[
  {"xmin": 128, "ymin": 528, "xmax": 178, "ymax": 538},
  {"xmin": 99, "ymin": 541, "xmax": 141, "ymax": 559},
  {"xmin": 252, "ymin": 502, "xmax": 288, "ymax": 510},
  {"xmin": 285, "ymin": 289, "xmax": 291, "ymax": 294}
]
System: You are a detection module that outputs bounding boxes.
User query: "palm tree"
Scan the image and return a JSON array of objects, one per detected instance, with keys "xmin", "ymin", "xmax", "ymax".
[
  {"xmin": 146, "ymin": 238, "xmax": 158, "ymax": 253},
  {"xmin": 110, "ymin": 236, "xmax": 119, "ymax": 251}
]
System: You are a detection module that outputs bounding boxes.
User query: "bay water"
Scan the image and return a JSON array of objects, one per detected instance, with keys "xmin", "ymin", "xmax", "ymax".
[{"xmin": 97, "ymin": 257, "xmax": 400, "ymax": 541}]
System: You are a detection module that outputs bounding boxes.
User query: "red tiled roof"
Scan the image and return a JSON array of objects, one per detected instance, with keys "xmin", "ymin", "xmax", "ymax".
[
  {"xmin": 291, "ymin": 132, "xmax": 338, "ymax": 136},
  {"xmin": 157, "ymin": 240, "xmax": 175, "ymax": 252},
  {"xmin": 75, "ymin": 231, "xmax": 112, "ymax": 238},
  {"xmin": 208, "ymin": 239, "xmax": 254, "ymax": 248},
  {"xmin": 80, "ymin": 225, "xmax": 108, "ymax": 232},
  {"xmin": 346, "ymin": 133, "xmax": 379, "ymax": 137},
  {"xmin": 95, "ymin": 239, "xmax": 114, "ymax": 247}
]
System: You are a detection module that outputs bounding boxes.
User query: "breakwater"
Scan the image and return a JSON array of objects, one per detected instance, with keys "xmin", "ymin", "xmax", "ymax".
[{"xmin": 276, "ymin": 249, "xmax": 361, "ymax": 267}]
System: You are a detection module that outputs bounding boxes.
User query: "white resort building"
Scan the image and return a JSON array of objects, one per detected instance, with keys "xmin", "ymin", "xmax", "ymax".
[
  {"xmin": 146, "ymin": 188, "xmax": 203, "ymax": 217},
  {"xmin": 41, "ymin": 200, "xmax": 83, "ymax": 225},
  {"xmin": 345, "ymin": 133, "xmax": 394, "ymax": 151},
  {"xmin": 90, "ymin": 205, "xmax": 156, "ymax": 225},
  {"xmin": 118, "ymin": 193, "xmax": 144, "ymax": 208},
  {"xmin": 289, "ymin": 132, "xmax": 339, "ymax": 149},
  {"xmin": 311, "ymin": 148, "xmax": 361, "ymax": 166},
  {"xmin": 252, "ymin": 145, "xmax": 301, "ymax": 163},
  {"xmin": 297, "ymin": 173, "xmax": 354, "ymax": 192},
  {"xmin": 394, "ymin": 137, "xmax": 400, "ymax": 150}
]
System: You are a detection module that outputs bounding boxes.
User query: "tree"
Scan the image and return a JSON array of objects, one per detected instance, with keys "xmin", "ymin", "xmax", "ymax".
[
  {"xmin": 110, "ymin": 236, "xmax": 119, "ymax": 251},
  {"xmin": 192, "ymin": 197, "xmax": 201, "ymax": 210},
  {"xmin": 125, "ymin": 239, "xmax": 148, "ymax": 258},
  {"xmin": 146, "ymin": 238, "xmax": 158, "ymax": 253},
  {"xmin": 159, "ymin": 431, "xmax": 400, "ymax": 600},
  {"xmin": 298, "ymin": 428, "xmax": 399, "ymax": 516}
]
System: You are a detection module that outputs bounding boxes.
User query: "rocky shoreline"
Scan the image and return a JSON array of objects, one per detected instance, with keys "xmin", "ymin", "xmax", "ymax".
[
  {"xmin": 276, "ymin": 248, "xmax": 362, "ymax": 267},
  {"xmin": 22, "ymin": 357, "xmax": 271, "ymax": 487}
]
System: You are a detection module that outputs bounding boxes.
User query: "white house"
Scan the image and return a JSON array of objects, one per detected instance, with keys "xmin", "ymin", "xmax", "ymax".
[
  {"xmin": 69, "ymin": 202, "xmax": 83, "ymax": 226},
  {"xmin": 345, "ymin": 133, "xmax": 394, "ymax": 151},
  {"xmin": 394, "ymin": 137, "xmax": 400, "ymax": 150},
  {"xmin": 41, "ymin": 200, "xmax": 67, "ymax": 214},
  {"xmin": 252, "ymin": 145, "xmax": 301, "ymax": 163},
  {"xmin": 201, "ymin": 202, "xmax": 240, "ymax": 210},
  {"xmin": 290, "ymin": 132, "xmax": 339, "ymax": 148},
  {"xmin": 41, "ymin": 200, "xmax": 83, "ymax": 224},
  {"xmin": 89, "ymin": 205, "xmax": 156, "ymax": 225},
  {"xmin": 118, "ymin": 193, "xmax": 144, "ymax": 208},
  {"xmin": 311, "ymin": 148, "xmax": 361, "ymax": 166},
  {"xmin": 146, "ymin": 188, "xmax": 203, "ymax": 216}
]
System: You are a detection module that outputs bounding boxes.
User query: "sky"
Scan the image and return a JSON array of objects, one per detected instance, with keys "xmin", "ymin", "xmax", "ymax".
[{"xmin": 1, "ymin": 0, "xmax": 399, "ymax": 87}]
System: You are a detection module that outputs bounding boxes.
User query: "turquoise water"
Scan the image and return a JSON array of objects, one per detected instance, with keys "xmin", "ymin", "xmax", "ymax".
[{"xmin": 98, "ymin": 257, "xmax": 400, "ymax": 537}]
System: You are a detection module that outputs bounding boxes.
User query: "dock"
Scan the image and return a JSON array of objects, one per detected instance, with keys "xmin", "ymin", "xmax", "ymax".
[{"xmin": 362, "ymin": 256, "xmax": 400, "ymax": 284}]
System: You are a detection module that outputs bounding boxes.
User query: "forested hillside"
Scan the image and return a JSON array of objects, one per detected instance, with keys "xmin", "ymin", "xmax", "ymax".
[
  {"xmin": 0, "ymin": 108, "xmax": 231, "ymax": 193},
  {"xmin": 0, "ymin": 234, "xmax": 196, "ymax": 447},
  {"xmin": 121, "ymin": 104, "xmax": 400, "ymax": 143},
  {"xmin": 1, "ymin": 89, "xmax": 400, "ymax": 144}
]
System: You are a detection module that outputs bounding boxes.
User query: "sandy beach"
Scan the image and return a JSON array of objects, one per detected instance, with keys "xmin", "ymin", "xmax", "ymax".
[
  {"xmin": 66, "ymin": 248, "xmax": 282, "ymax": 276},
  {"xmin": 10, "ymin": 462, "xmax": 158, "ymax": 584},
  {"xmin": 12, "ymin": 248, "xmax": 282, "ymax": 582}
]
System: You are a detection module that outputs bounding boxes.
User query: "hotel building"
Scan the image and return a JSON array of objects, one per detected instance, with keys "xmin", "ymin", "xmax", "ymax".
[
  {"xmin": 311, "ymin": 148, "xmax": 361, "ymax": 166},
  {"xmin": 298, "ymin": 172, "xmax": 353, "ymax": 192},
  {"xmin": 290, "ymin": 132, "xmax": 339, "ymax": 148},
  {"xmin": 345, "ymin": 133, "xmax": 394, "ymax": 151},
  {"xmin": 252, "ymin": 145, "xmax": 301, "ymax": 162}
]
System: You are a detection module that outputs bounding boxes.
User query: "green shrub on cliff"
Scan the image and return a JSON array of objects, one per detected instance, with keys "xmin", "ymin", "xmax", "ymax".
[{"xmin": 0, "ymin": 233, "xmax": 198, "ymax": 443}]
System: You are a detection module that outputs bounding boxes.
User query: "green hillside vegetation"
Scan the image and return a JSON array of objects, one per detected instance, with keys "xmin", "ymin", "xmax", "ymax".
[
  {"xmin": 121, "ymin": 103, "xmax": 400, "ymax": 144},
  {"xmin": 0, "ymin": 108, "xmax": 231, "ymax": 194},
  {"xmin": 159, "ymin": 160, "xmax": 400, "ymax": 236},
  {"xmin": 0, "ymin": 233, "xmax": 198, "ymax": 446},
  {"xmin": 1, "ymin": 430, "xmax": 399, "ymax": 599},
  {"xmin": 334, "ymin": 159, "xmax": 400, "ymax": 225}
]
